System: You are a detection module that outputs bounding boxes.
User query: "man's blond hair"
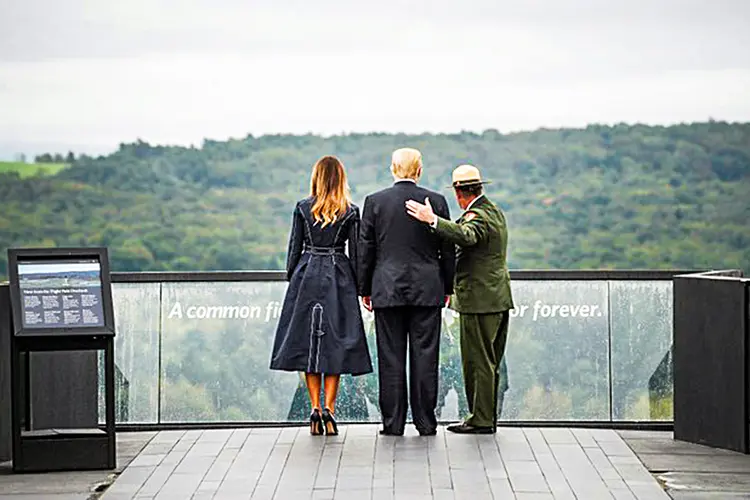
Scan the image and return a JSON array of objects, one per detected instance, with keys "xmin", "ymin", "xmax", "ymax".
[{"xmin": 391, "ymin": 148, "xmax": 422, "ymax": 180}]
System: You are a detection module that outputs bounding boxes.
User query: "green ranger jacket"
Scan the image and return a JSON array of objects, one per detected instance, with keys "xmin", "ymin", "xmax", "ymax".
[{"xmin": 435, "ymin": 195, "xmax": 514, "ymax": 314}]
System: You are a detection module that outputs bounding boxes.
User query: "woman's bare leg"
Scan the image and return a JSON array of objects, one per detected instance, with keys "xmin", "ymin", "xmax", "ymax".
[
  {"xmin": 323, "ymin": 374, "xmax": 340, "ymax": 413},
  {"xmin": 305, "ymin": 373, "xmax": 322, "ymax": 410}
]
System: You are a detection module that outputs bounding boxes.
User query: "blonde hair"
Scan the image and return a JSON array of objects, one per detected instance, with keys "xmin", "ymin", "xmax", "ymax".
[
  {"xmin": 391, "ymin": 148, "xmax": 422, "ymax": 180},
  {"xmin": 310, "ymin": 155, "xmax": 351, "ymax": 227}
]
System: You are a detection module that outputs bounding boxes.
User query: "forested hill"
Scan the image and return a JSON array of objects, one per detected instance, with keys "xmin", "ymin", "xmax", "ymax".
[{"xmin": 1, "ymin": 121, "xmax": 749, "ymax": 277}]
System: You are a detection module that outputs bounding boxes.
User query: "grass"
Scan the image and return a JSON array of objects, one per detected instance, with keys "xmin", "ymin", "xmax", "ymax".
[{"xmin": 0, "ymin": 161, "xmax": 69, "ymax": 178}]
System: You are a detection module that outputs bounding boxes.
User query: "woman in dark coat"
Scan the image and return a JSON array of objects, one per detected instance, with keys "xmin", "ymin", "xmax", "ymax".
[{"xmin": 270, "ymin": 155, "xmax": 372, "ymax": 435}]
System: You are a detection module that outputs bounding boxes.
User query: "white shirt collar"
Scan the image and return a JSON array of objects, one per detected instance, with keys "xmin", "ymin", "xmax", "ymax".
[
  {"xmin": 466, "ymin": 194, "xmax": 485, "ymax": 211},
  {"xmin": 394, "ymin": 178, "xmax": 416, "ymax": 184}
]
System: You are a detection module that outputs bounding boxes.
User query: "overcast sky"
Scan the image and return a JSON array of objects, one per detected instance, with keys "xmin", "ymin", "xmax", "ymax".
[{"xmin": 1, "ymin": 0, "xmax": 749, "ymax": 155}]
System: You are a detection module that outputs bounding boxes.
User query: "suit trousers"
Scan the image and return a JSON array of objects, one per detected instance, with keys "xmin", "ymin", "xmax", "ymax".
[
  {"xmin": 374, "ymin": 306, "xmax": 441, "ymax": 434},
  {"xmin": 460, "ymin": 311, "xmax": 510, "ymax": 429}
]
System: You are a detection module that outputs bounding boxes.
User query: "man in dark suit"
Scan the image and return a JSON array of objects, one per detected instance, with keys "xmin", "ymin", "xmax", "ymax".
[{"xmin": 358, "ymin": 147, "xmax": 455, "ymax": 436}]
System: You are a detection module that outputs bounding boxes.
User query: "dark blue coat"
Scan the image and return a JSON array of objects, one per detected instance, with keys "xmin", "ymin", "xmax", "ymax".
[{"xmin": 270, "ymin": 197, "xmax": 373, "ymax": 375}]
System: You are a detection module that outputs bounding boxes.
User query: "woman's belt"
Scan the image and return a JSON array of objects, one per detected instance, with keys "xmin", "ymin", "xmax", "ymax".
[{"xmin": 304, "ymin": 245, "xmax": 346, "ymax": 256}]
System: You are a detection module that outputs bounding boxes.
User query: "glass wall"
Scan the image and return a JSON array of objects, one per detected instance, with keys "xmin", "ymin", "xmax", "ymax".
[
  {"xmin": 106, "ymin": 279, "xmax": 674, "ymax": 424},
  {"xmin": 159, "ymin": 281, "xmax": 298, "ymax": 423},
  {"xmin": 610, "ymin": 281, "xmax": 673, "ymax": 421},
  {"xmin": 110, "ymin": 283, "xmax": 161, "ymax": 423},
  {"xmin": 501, "ymin": 281, "xmax": 610, "ymax": 421}
]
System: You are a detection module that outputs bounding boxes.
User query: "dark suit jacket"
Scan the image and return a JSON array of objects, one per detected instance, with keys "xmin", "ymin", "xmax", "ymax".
[{"xmin": 358, "ymin": 180, "xmax": 455, "ymax": 308}]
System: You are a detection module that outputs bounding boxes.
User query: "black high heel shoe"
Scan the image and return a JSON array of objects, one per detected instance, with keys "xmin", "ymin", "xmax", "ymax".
[
  {"xmin": 322, "ymin": 408, "xmax": 338, "ymax": 436},
  {"xmin": 310, "ymin": 409, "xmax": 324, "ymax": 436}
]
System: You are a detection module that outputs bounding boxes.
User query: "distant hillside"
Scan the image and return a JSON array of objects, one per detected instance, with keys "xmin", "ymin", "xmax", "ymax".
[
  {"xmin": 1, "ymin": 121, "xmax": 749, "ymax": 277},
  {"xmin": 0, "ymin": 161, "xmax": 68, "ymax": 178}
]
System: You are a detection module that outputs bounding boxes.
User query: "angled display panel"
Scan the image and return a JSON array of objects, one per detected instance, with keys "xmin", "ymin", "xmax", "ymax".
[{"xmin": 7, "ymin": 248, "xmax": 115, "ymax": 337}]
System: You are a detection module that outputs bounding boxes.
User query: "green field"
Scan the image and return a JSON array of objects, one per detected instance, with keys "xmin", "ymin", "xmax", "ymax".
[{"xmin": 0, "ymin": 161, "xmax": 68, "ymax": 178}]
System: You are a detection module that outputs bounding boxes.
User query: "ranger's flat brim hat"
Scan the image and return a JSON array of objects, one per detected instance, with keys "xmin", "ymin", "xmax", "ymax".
[{"xmin": 447, "ymin": 164, "xmax": 491, "ymax": 188}]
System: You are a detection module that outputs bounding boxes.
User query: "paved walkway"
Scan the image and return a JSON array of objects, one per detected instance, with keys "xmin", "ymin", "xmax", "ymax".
[
  {"xmin": 0, "ymin": 431, "xmax": 154, "ymax": 499},
  {"xmin": 99, "ymin": 425, "xmax": 669, "ymax": 500},
  {"xmin": 620, "ymin": 430, "xmax": 750, "ymax": 499}
]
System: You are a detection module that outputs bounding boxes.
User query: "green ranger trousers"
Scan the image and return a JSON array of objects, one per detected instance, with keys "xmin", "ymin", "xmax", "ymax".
[{"xmin": 460, "ymin": 311, "xmax": 510, "ymax": 429}]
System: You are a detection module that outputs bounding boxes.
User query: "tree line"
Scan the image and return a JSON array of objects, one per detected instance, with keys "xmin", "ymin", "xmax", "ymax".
[
  {"xmin": 0, "ymin": 122, "xmax": 749, "ymax": 278},
  {"xmin": 33, "ymin": 152, "xmax": 77, "ymax": 164}
]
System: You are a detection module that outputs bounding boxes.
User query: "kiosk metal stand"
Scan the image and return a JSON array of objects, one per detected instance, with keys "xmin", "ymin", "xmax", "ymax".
[{"xmin": 7, "ymin": 247, "xmax": 116, "ymax": 472}]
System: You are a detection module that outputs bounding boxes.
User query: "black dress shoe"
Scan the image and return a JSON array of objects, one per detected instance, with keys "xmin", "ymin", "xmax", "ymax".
[
  {"xmin": 418, "ymin": 429, "xmax": 437, "ymax": 436},
  {"xmin": 379, "ymin": 429, "xmax": 403, "ymax": 436},
  {"xmin": 446, "ymin": 423, "xmax": 495, "ymax": 434}
]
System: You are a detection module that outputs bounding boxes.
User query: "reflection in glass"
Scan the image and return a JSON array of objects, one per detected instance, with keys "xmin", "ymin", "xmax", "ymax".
[
  {"xmin": 610, "ymin": 281, "xmax": 673, "ymax": 420},
  {"xmin": 153, "ymin": 280, "xmax": 615, "ymax": 422},
  {"xmin": 496, "ymin": 281, "xmax": 611, "ymax": 420},
  {"xmin": 160, "ymin": 282, "xmax": 301, "ymax": 422},
  {"xmin": 110, "ymin": 282, "xmax": 161, "ymax": 423},
  {"xmin": 103, "ymin": 278, "xmax": 676, "ymax": 423}
]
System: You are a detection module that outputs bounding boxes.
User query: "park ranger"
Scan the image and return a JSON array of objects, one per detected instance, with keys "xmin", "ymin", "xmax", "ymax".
[{"xmin": 406, "ymin": 164, "xmax": 513, "ymax": 434}]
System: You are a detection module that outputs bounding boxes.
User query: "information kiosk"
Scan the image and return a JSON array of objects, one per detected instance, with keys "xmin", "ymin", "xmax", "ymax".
[{"xmin": 7, "ymin": 247, "xmax": 116, "ymax": 472}]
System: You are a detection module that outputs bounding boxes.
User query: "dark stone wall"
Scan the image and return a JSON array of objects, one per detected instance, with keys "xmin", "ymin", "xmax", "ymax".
[{"xmin": 674, "ymin": 275, "xmax": 749, "ymax": 453}]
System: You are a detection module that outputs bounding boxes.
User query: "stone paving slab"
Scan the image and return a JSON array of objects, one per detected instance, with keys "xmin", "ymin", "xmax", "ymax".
[
  {"xmin": 0, "ymin": 431, "xmax": 155, "ymax": 500},
  {"xmin": 4, "ymin": 428, "xmax": 750, "ymax": 499},
  {"xmin": 97, "ymin": 426, "xmax": 669, "ymax": 500},
  {"xmin": 620, "ymin": 430, "xmax": 750, "ymax": 499}
]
